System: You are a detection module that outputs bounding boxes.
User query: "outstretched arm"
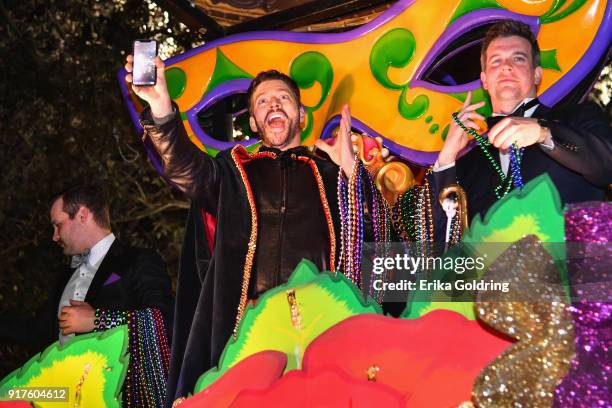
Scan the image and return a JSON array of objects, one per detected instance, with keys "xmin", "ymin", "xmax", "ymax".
[{"xmin": 125, "ymin": 55, "xmax": 220, "ymax": 211}]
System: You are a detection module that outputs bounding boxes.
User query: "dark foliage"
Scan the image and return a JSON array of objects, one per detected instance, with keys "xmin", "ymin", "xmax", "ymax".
[{"xmin": 0, "ymin": 0, "xmax": 200, "ymax": 376}]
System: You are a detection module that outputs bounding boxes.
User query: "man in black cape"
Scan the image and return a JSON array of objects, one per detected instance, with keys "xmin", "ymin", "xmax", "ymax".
[{"xmin": 125, "ymin": 56, "xmax": 385, "ymax": 405}]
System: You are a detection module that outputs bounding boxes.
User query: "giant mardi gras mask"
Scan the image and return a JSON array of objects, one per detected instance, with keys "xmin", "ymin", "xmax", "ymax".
[{"xmin": 119, "ymin": 0, "xmax": 611, "ymax": 167}]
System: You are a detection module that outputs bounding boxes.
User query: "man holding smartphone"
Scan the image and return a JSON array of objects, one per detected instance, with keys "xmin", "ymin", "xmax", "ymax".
[{"xmin": 125, "ymin": 52, "xmax": 384, "ymax": 405}]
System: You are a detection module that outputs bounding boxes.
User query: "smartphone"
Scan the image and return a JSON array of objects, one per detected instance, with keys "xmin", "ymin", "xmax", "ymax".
[{"xmin": 132, "ymin": 39, "xmax": 158, "ymax": 86}]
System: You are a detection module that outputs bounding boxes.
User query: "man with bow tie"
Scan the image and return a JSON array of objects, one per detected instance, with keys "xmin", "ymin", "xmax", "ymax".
[
  {"xmin": 433, "ymin": 19, "xmax": 611, "ymax": 227},
  {"xmin": 46, "ymin": 184, "xmax": 173, "ymax": 346},
  {"xmin": 0, "ymin": 184, "xmax": 173, "ymax": 407}
]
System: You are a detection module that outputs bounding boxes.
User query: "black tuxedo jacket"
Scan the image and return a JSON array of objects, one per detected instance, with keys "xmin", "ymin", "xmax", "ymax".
[
  {"xmin": 432, "ymin": 101, "xmax": 611, "ymax": 237},
  {"xmin": 0, "ymin": 239, "xmax": 173, "ymax": 352}
]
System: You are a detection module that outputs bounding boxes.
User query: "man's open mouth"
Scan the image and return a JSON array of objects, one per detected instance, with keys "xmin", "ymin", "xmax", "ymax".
[{"xmin": 266, "ymin": 111, "xmax": 287, "ymax": 129}]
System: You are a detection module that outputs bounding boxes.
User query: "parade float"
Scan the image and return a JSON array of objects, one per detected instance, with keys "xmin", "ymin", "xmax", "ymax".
[
  {"xmin": 2, "ymin": 177, "xmax": 610, "ymax": 406},
  {"xmin": 2, "ymin": 0, "xmax": 610, "ymax": 406}
]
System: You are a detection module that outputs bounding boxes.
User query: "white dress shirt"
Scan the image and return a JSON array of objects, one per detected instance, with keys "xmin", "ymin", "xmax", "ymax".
[{"xmin": 57, "ymin": 232, "xmax": 116, "ymax": 344}]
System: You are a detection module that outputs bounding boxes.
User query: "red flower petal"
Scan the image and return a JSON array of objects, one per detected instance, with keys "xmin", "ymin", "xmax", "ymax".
[
  {"xmin": 232, "ymin": 365, "xmax": 404, "ymax": 407},
  {"xmin": 179, "ymin": 350, "xmax": 286, "ymax": 407},
  {"xmin": 302, "ymin": 311, "xmax": 512, "ymax": 407}
]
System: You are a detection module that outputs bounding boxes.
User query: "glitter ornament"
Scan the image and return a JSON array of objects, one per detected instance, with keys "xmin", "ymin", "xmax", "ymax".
[
  {"xmin": 473, "ymin": 236, "xmax": 575, "ymax": 407},
  {"xmin": 553, "ymin": 202, "xmax": 612, "ymax": 407}
]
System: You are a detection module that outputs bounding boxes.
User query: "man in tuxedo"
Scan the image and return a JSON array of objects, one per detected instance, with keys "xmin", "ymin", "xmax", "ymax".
[
  {"xmin": 0, "ymin": 183, "xmax": 173, "ymax": 361},
  {"xmin": 433, "ymin": 19, "xmax": 611, "ymax": 228}
]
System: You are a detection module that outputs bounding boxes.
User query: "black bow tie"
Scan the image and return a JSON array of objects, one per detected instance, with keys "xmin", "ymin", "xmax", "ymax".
[{"xmin": 486, "ymin": 98, "xmax": 540, "ymax": 129}]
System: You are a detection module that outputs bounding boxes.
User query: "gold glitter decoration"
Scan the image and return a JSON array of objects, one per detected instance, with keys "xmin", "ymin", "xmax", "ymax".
[
  {"xmin": 286, "ymin": 289, "xmax": 303, "ymax": 331},
  {"xmin": 457, "ymin": 402, "xmax": 475, "ymax": 408},
  {"xmin": 473, "ymin": 235, "xmax": 575, "ymax": 408},
  {"xmin": 366, "ymin": 365, "xmax": 380, "ymax": 381}
]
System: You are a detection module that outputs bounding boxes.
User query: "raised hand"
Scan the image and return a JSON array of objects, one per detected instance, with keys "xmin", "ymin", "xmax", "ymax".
[
  {"xmin": 124, "ymin": 55, "xmax": 173, "ymax": 118},
  {"xmin": 315, "ymin": 104, "xmax": 357, "ymax": 178},
  {"xmin": 437, "ymin": 91, "xmax": 485, "ymax": 166}
]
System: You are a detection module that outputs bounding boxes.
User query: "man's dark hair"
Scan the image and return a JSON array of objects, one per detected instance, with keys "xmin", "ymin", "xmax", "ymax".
[
  {"xmin": 246, "ymin": 70, "xmax": 301, "ymax": 111},
  {"xmin": 50, "ymin": 184, "xmax": 111, "ymax": 229},
  {"xmin": 481, "ymin": 20, "xmax": 540, "ymax": 69}
]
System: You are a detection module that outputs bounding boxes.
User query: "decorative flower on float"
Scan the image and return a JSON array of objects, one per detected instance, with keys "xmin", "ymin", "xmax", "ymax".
[
  {"xmin": 0, "ymin": 328, "xmax": 128, "ymax": 407},
  {"xmin": 177, "ymin": 176, "xmax": 610, "ymax": 407}
]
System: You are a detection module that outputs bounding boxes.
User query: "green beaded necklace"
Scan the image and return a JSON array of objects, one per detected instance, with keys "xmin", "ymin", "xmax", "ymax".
[{"xmin": 451, "ymin": 112, "xmax": 522, "ymax": 199}]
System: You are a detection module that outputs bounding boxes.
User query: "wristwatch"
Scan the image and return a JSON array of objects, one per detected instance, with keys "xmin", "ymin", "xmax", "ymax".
[{"xmin": 537, "ymin": 118, "xmax": 551, "ymax": 144}]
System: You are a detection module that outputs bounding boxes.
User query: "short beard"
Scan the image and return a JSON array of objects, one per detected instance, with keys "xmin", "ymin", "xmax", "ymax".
[{"xmin": 256, "ymin": 118, "xmax": 301, "ymax": 149}]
